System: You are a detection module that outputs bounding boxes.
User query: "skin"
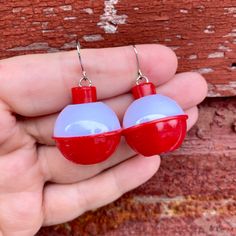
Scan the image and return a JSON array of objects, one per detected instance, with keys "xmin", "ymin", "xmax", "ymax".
[{"xmin": 0, "ymin": 44, "xmax": 208, "ymax": 236}]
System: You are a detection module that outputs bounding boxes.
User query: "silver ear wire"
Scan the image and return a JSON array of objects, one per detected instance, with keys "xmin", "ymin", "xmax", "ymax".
[
  {"xmin": 76, "ymin": 42, "xmax": 92, "ymax": 87},
  {"xmin": 132, "ymin": 45, "xmax": 149, "ymax": 85}
]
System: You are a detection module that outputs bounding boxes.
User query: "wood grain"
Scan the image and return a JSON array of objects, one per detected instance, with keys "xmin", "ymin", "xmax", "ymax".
[{"xmin": 0, "ymin": 0, "xmax": 235, "ymax": 96}]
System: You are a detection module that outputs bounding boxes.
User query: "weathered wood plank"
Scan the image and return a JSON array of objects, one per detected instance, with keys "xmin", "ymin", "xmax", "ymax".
[
  {"xmin": 0, "ymin": 0, "xmax": 235, "ymax": 96},
  {"xmin": 0, "ymin": 1, "xmax": 235, "ymax": 235},
  {"xmin": 37, "ymin": 97, "xmax": 236, "ymax": 235}
]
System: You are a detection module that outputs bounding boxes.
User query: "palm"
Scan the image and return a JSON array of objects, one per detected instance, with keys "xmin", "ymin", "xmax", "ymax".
[
  {"xmin": 0, "ymin": 45, "xmax": 207, "ymax": 235},
  {"xmin": 0, "ymin": 108, "xmax": 44, "ymax": 235}
]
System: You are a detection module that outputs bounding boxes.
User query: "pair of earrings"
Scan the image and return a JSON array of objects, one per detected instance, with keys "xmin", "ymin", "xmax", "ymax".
[{"xmin": 53, "ymin": 43, "xmax": 188, "ymax": 165}]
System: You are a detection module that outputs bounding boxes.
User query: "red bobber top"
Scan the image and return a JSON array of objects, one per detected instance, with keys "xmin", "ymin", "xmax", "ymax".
[
  {"xmin": 131, "ymin": 82, "xmax": 156, "ymax": 99},
  {"xmin": 72, "ymin": 86, "xmax": 97, "ymax": 104}
]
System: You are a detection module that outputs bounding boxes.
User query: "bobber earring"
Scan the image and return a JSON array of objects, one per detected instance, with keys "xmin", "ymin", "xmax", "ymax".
[
  {"xmin": 123, "ymin": 45, "xmax": 188, "ymax": 156},
  {"xmin": 53, "ymin": 42, "xmax": 122, "ymax": 165}
]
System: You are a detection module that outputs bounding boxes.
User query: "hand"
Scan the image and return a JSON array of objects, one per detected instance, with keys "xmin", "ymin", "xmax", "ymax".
[{"xmin": 0, "ymin": 44, "xmax": 207, "ymax": 236}]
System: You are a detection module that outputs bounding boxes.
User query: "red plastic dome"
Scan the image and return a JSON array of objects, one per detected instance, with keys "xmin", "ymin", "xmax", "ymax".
[
  {"xmin": 123, "ymin": 115, "xmax": 187, "ymax": 156},
  {"xmin": 54, "ymin": 130, "xmax": 121, "ymax": 165}
]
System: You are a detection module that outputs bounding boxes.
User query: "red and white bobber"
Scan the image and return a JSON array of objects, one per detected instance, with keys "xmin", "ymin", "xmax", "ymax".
[
  {"xmin": 123, "ymin": 82, "xmax": 188, "ymax": 156},
  {"xmin": 53, "ymin": 43, "xmax": 188, "ymax": 165},
  {"xmin": 53, "ymin": 86, "xmax": 121, "ymax": 165}
]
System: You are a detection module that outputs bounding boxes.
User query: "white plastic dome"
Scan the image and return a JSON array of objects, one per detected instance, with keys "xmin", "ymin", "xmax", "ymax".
[
  {"xmin": 54, "ymin": 102, "xmax": 121, "ymax": 137},
  {"xmin": 123, "ymin": 94, "xmax": 184, "ymax": 128}
]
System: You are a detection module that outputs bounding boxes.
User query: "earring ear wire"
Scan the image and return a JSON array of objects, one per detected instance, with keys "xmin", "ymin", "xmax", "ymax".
[
  {"xmin": 132, "ymin": 45, "xmax": 149, "ymax": 85},
  {"xmin": 76, "ymin": 42, "xmax": 92, "ymax": 87}
]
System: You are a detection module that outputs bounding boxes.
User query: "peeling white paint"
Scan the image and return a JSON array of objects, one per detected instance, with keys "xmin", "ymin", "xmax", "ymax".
[
  {"xmin": 98, "ymin": 0, "xmax": 128, "ymax": 33},
  {"xmin": 197, "ymin": 68, "xmax": 214, "ymax": 74},
  {"xmin": 170, "ymin": 46, "xmax": 180, "ymax": 51},
  {"xmin": 180, "ymin": 9, "xmax": 188, "ymax": 14},
  {"xmin": 204, "ymin": 25, "xmax": 215, "ymax": 34},
  {"xmin": 135, "ymin": 195, "xmax": 185, "ymax": 204},
  {"xmin": 42, "ymin": 22, "xmax": 49, "ymax": 29},
  {"xmin": 32, "ymin": 22, "xmax": 41, "ymax": 25},
  {"xmin": 196, "ymin": 5, "xmax": 205, "ymax": 12},
  {"xmin": 208, "ymin": 52, "xmax": 224, "ymax": 58},
  {"xmin": 12, "ymin": 7, "xmax": 22, "ymax": 13},
  {"xmin": 224, "ymin": 7, "xmax": 236, "ymax": 14},
  {"xmin": 207, "ymin": 84, "xmax": 222, "ymax": 97},
  {"xmin": 83, "ymin": 8, "xmax": 93, "ymax": 14},
  {"xmin": 134, "ymin": 7, "xmax": 139, "ymax": 11},
  {"xmin": 60, "ymin": 5, "xmax": 73, "ymax": 11},
  {"xmin": 135, "ymin": 195, "xmax": 186, "ymax": 217},
  {"xmin": 7, "ymin": 43, "xmax": 59, "ymax": 53},
  {"xmin": 209, "ymin": 82, "xmax": 236, "ymax": 96},
  {"xmin": 135, "ymin": 195, "xmax": 236, "ymax": 219},
  {"xmin": 189, "ymin": 54, "xmax": 197, "ymax": 60},
  {"xmin": 61, "ymin": 41, "xmax": 77, "ymax": 49},
  {"xmin": 7, "ymin": 42, "xmax": 57, "ymax": 52},
  {"xmin": 43, "ymin": 7, "xmax": 54, "ymax": 14},
  {"xmin": 83, "ymin": 34, "xmax": 104, "ymax": 42},
  {"xmin": 224, "ymin": 32, "xmax": 236, "ymax": 37},
  {"xmin": 229, "ymin": 81, "xmax": 236, "ymax": 87},
  {"xmin": 47, "ymin": 48, "xmax": 60, "ymax": 53},
  {"xmin": 67, "ymin": 34, "xmax": 78, "ymax": 39},
  {"xmin": 207, "ymin": 81, "xmax": 236, "ymax": 96},
  {"xmin": 64, "ymin": 16, "xmax": 77, "ymax": 20},
  {"xmin": 164, "ymin": 38, "xmax": 172, "ymax": 42},
  {"xmin": 42, "ymin": 30, "xmax": 55, "ymax": 33},
  {"xmin": 218, "ymin": 44, "xmax": 232, "ymax": 52}
]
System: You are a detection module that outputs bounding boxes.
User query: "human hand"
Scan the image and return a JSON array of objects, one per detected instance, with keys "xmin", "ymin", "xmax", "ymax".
[{"xmin": 0, "ymin": 44, "xmax": 207, "ymax": 235}]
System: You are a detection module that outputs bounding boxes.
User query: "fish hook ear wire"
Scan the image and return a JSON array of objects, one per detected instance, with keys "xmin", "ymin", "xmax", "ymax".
[
  {"xmin": 132, "ymin": 45, "xmax": 149, "ymax": 85},
  {"xmin": 76, "ymin": 41, "xmax": 92, "ymax": 87}
]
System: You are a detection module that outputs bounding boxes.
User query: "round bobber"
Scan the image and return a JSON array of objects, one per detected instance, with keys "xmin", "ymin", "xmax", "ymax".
[
  {"xmin": 53, "ymin": 86, "xmax": 121, "ymax": 165},
  {"xmin": 123, "ymin": 82, "xmax": 188, "ymax": 156},
  {"xmin": 53, "ymin": 43, "xmax": 121, "ymax": 165},
  {"xmin": 122, "ymin": 45, "xmax": 188, "ymax": 156}
]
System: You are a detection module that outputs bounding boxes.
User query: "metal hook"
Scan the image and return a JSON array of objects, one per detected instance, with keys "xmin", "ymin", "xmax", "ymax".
[
  {"xmin": 132, "ymin": 45, "xmax": 149, "ymax": 85},
  {"xmin": 76, "ymin": 42, "xmax": 92, "ymax": 87}
]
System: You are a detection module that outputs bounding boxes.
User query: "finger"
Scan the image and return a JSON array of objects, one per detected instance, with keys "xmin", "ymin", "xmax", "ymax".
[
  {"xmin": 24, "ymin": 72, "xmax": 206, "ymax": 145},
  {"xmin": 156, "ymin": 72, "xmax": 208, "ymax": 109},
  {"xmin": 0, "ymin": 100, "xmax": 16, "ymax": 145},
  {"xmin": 42, "ymin": 154, "xmax": 160, "ymax": 226},
  {"xmin": 0, "ymin": 44, "xmax": 177, "ymax": 117},
  {"xmin": 38, "ymin": 106, "xmax": 198, "ymax": 184},
  {"xmin": 186, "ymin": 106, "xmax": 199, "ymax": 130}
]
